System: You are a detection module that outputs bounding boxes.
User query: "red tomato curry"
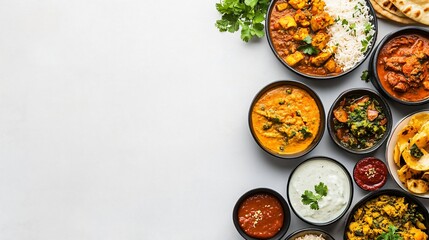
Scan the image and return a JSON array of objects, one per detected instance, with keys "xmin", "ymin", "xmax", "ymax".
[{"xmin": 238, "ymin": 193, "xmax": 284, "ymax": 239}]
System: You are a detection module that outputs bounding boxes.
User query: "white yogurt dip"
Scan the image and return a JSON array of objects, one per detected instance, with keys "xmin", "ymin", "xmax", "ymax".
[{"xmin": 288, "ymin": 157, "xmax": 352, "ymax": 224}]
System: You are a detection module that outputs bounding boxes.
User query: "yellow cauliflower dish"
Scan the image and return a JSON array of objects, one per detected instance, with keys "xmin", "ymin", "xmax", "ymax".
[{"xmin": 346, "ymin": 195, "xmax": 428, "ymax": 240}]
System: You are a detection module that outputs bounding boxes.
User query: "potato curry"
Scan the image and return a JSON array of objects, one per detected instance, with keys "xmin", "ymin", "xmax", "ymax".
[
  {"xmin": 269, "ymin": 0, "xmax": 342, "ymax": 76},
  {"xmin": 251, "ymin": 85, "xmax": 320, "ymax": 155},
  {"xmin": 346, "ymin": 195, "xmax": 428, "ymax": 240},
  {"xmin": 377, "ymin": 34, "xmax": 429, "ymax": 102}
]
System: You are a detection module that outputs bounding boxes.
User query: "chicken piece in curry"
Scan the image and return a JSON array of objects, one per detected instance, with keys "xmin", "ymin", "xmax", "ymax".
[
  {"xmin": 269, "ymin": 0, "xmax": 341, "ymax": 76},
  {"xmin": 377, "ymin": 34, "xmax": 429, "ymax": 102}
]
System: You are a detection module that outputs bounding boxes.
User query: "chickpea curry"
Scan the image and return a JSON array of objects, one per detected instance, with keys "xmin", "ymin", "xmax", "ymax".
[
  {"xmin": 377, "ymin": 34, "xmax": 429, "ymax": 102},
  {"xmin": 269, "ymin": 0, "xmax": 342, "ymax": 76},
  {"xmin": 251, "ymin": 85, "xmax": 320, "ymax": 155}
]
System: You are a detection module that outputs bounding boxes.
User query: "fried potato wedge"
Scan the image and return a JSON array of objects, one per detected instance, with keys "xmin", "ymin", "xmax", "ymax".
[{"xmin": 406, "ymin": 179, "xmax": 429, "ymax": 194}]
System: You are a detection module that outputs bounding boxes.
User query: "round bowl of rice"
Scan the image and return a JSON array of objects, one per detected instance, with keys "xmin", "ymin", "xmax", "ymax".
[
  {"xmin": 285, "ymin": 228, "xmax": 335, "ymax": 240},
  {"xmin": 266, "ymin": 0, "xmax": 378, "ymax": 80}
]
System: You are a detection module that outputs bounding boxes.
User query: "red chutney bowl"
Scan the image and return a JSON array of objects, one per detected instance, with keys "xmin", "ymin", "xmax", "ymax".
[
  {"xmin": 233, "ymin": 188, "xmax": 291, "ymax": 240},
  {"xmin": 353, "ymin": 157, "xmax": 388, "ymax": 191}
]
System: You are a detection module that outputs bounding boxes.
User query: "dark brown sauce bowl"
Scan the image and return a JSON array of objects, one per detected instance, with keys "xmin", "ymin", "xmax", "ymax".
[
  {"xmin": 233, "ymin": 188, "xmax": 291, "ymax": 240},
  {"xmin": 369, "ymin": 27, "xmax": 429, "ymax": 105},
  {"xmin": 265, "ymin": 0, "xmax": 378, "ymax": 80}
]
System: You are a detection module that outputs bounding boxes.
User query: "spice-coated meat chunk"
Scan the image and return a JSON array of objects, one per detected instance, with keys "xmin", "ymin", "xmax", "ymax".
[
  {"xmin": 293, "ymin": 28, "xmax": 309, "ymax": 41},
  {"xmin": 312, "ymin": 31, "xmax": 330, "ymax": 50},
  {"xmin": 288, "ymin": 0, "xmax": 307, "ymax": 10},
  {"xmin": 278, "ymin": 15, "xmax": 297, "ymax": 29},
  {"xmin": 310, "ymin": 51, "xmax": 331, "ymax": 67},
  {"xmin": 285, "ymin": 51, "xmax": 304, "ymax": 67},
  {"xmin": 310, "ymin": 12, "xmax": 333, "ymax": 32},
  {"xmin": 294, "ymin": 9, "xmax": 311, "ymax": 27}
]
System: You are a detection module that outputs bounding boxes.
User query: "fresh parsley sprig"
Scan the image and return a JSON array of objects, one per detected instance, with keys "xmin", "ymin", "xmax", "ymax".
[
  {"xmin": 376, "ymin": 225, "xmax": 402, "ymax": 240},
  {"xmin": 215, "ymin": 0, "xmax": 270, "ymax": 42},
  {"xmin": 301, "ymin": 182, "xmax": 328, "ymax": 210}
]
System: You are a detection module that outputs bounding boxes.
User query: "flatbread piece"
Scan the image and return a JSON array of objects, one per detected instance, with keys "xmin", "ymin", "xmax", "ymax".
[
  {"xmin": 375, "ymin": 0, "xmax": 407, "ymax": 17},
  {"xmin": 390, "ymin": 0, "xmax": 429, "ymax": 25},
  {"xmin": 370, "ymin": 0, "xmax": 420, "ymax": 24}
]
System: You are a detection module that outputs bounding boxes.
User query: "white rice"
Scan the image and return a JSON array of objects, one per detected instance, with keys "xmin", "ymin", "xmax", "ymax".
[
  {"xmin": 324, "ymin": 0, "xmax": 375, "ymax": 71},
  {"xmin": 294, "ymin": 234, "xmax": 326, "ymax": 240}
]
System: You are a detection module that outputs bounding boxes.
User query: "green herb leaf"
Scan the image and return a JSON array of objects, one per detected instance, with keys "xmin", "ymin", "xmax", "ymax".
[
  {"xmin": 245, "ymin": 0, "xmax": 258, "ymax": 7},
  {"xmin": 298, "ymin": 45, "xmax": 319, "ymax": 55},
  {"xmin": 215, "ymin": 0, "xmax": 269, "ymax": 42},
  {"xmin": 410, "ymin": 143, "xmax": 424, "ymax": 159},
  {"xmin": 364, "ymin": 22, "xmax": 372, "ymax": 34},
  {"xmin": 376, "ymin": 225, "xmax": 403, "ymax": 240},
  {"xmin": 361, "ymin": 70, "xmax": 369, "ymax": 82},
  {"xmin": 299, "ymin": 126, "xmax": 313, "ymax": 139},
  {"xmin": 315, "ymin": 182, "xmax": 328, "ymax": 196},
  {"xmin": 301, "ymin": 182, "xmax": 328, "ymax": 210},
  {"xmin": 303, "ymin": 35, "xmax": 312, "ymax": 44}
]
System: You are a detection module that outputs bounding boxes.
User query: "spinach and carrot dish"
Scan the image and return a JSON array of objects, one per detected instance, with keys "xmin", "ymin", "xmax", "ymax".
[{"xmin": 333, "ymin": 95, "xmax": 388, "ymax": 150}]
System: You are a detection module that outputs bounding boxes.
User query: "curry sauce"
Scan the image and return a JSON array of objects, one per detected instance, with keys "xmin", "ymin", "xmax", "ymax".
[{"xmin": 251, "ymin": 85, "xmax": 320, "ymax": 154}]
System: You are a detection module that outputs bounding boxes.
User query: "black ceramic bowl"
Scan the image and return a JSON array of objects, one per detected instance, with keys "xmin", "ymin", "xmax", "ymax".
[
  {"xmin": 287, "ymin": 156, "xmax": 353, "ymax": 226},
  {"xmin": 343, "ymin": 189, "xmax": 429, "ymax": 239},
  {"xmin": 249, "ymin": 80, "xmax": 325, "ymax": 159},
  {"xmin": 285, "ymin": 228, "xmax": 335, "ymax": 240},
  {"xmin": 265, "ymin": 0, "xmax": 377, "ymax": 80},
  {"xmin": 369, "ymin": 27, "xmax": 429, "ymax": 105},
  {"xmin": 233, "ymin": 188, "xmax": 291, "ymax": 240},
  {"xmin": 327, "ymin": 88, "xmax": 392, "ymax": 155}
]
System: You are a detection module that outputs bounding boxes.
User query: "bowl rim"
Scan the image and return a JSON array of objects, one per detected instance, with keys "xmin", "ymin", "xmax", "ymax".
[
  {"xmin": 284, "ymin": 227, "xmax": 335, "ymax": 240},
  {"xmin": 385, "ymin": 109, "xmax": 429, "ymax": 198},
  {"xmin": 265, "ymin": 0, "xmax": 378, "ymax": 80},
  {"xmin": 343, "ymin": 188, "xmax": 429, "ymax": 239},
  {"xmin": 327, "ymin": 88, "xmax": 393, "ymax": 155},
  {"xmin": 286, "ymin": 156, "xmax": 354, "ymax": 226},
  {"xmin": 352, "ymin": 156, "xmax": 388, "ymax": 191},
  {"xmin": 369, "ymin": 26, "xmax": 429, "ymax": 105},
  {"xmin": 248, "ymin": 80, "xmax": 325, "ymax": 159},
  {"xmin": 232, "ymin": 188, "xmax": 291, "ymax": 240}
]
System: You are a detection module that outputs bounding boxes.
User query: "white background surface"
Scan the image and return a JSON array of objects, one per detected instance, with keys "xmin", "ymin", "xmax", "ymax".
[{"xmin": 0, "ymin": 1, "xmax": 428, "ymax": 239}]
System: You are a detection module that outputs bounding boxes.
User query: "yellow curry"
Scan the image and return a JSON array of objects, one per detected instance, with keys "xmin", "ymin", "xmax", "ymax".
[
  {"xmin": 251, "ymin": 85, "xmax": 320, "ymax": 154},
  {"xmin": 347, "ymin": 195, "xmax": 428, "ymax": 240}
]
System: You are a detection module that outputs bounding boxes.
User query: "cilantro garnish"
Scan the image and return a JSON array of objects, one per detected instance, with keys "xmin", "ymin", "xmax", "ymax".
[
  {"xmin": 410, "ymin": 144, "xmax": 424, "ymax": 159},
  {"xmin": 215, "ymin": 0, "xmax": 269, "ymax": 42},
  {"xmin": 361, "ymin": 70, "xmax": 369, "ymax": 82},
  {"xmin": 376, "ymin": 225, "xmax": 402, "ymax": 240},
  {"xmin": 298, "ymin": 126, "xmax": 313, "ymax": 139},
  {"xmin": 301, "ymin": 182, "xmax": 328, "ymax": 210},
  {"xmin": 298, "ymin": 36, "xmax": 319, "ymax": 55}
]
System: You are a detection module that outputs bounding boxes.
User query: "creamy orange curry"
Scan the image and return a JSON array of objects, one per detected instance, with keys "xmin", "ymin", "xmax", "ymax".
[{"xmin": 251, "ymin": 85, "xmax": 320, "ymax": 154}]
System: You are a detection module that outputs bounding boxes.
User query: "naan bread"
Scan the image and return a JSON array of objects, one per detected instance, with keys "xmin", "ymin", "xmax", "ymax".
[
  {"xmin": 375, "ymin": 0, "xmax": 406, "ymax": 17},
  {"xmin": 390, "ymin": 0, "xmax": 429, "ymax": 25},
  {"xmin": 370, "ymin": 0, "xmax": 420, "ymax": 24}
]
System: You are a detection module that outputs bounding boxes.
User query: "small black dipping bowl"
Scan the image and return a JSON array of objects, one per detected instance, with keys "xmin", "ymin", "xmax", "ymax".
[
  {"xmin": 249, "ymin": 80, "xmax": 325, "ymax": 159},
  {"xmin": 265, "ymin": 0, "xmax": 378, "ymax": 80},
  {"xmin": 285, "ymin": 228, "xmax": 335, "ymax": 240},
  {"xmin": 233, "ymin": 188, "xmax": 291, "ymax": 240},
  {"xmin": 327, "ymin": 88, "xmax": 392, "ymax": 155},
  {"xmin": 343, "ymin": 189, "xmax": 429, "ymax": 239},
  {"xmin": 369, "ymin": 27, "xmax": 429, "ymax": 105}
]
